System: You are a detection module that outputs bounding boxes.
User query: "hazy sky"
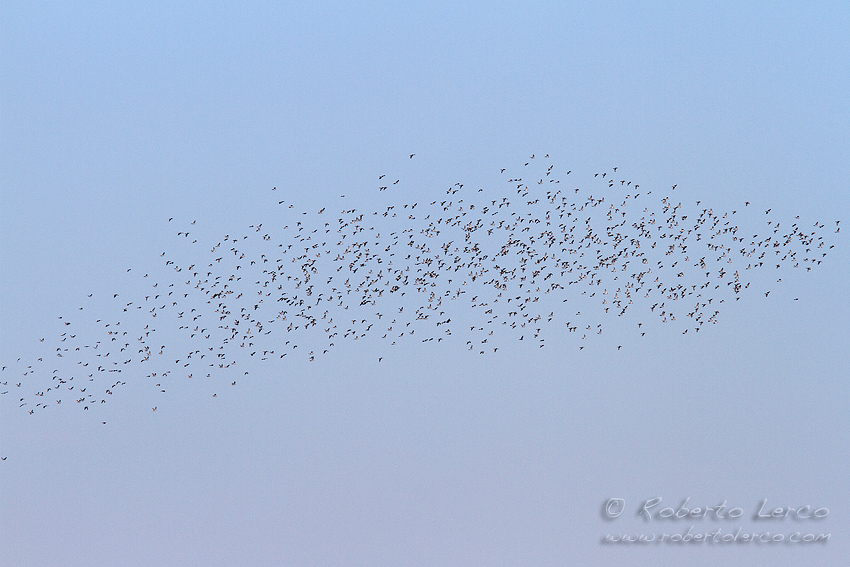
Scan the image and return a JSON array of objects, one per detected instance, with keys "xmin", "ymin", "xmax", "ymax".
[{"xmin": 2, "ymin": 2, "xmax": 848, "ymax": 566}]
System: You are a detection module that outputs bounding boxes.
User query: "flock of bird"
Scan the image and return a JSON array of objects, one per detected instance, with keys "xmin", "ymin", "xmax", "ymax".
[{"xmin": 1, "ymin": 155, "xmax": 839, "ymax": 416}]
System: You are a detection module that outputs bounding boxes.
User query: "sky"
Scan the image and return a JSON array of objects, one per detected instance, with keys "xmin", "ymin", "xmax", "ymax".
[{"xmin": 1, "ymin": 2, "xmax": 849, "ymax": 566}]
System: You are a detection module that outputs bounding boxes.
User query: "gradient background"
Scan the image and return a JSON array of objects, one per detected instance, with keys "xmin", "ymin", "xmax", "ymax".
[{"xmin": 2, "ymin": 2, "xmax": 848, "ymax": 566}]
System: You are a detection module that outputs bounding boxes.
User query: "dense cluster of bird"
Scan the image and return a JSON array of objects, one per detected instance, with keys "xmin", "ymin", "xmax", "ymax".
[{"xmin": 1, "ymin": 155, "xmax": 839, "ymax": 415}]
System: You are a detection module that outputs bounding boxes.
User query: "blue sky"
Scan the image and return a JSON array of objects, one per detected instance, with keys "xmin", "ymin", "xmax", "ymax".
[{"xmin": 2, "ymin": 2, "xmax": 848, "ymax": 565}]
